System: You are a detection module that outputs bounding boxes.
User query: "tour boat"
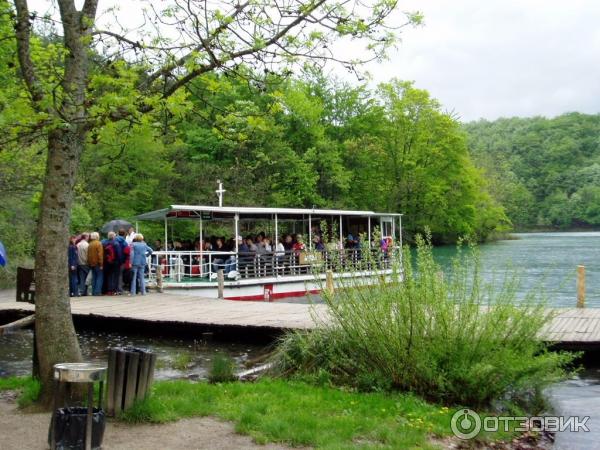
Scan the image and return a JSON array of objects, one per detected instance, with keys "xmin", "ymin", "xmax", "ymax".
[{"xmin": 135, "ymin": 184, "xmax": 402, "ymax": 301}]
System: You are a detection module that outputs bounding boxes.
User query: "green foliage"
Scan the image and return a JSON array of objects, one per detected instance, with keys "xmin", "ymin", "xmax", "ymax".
[
  {"xmin": 208, "ymin": 354, "xmax": 237, "ymax": 383},
  {"xmin": 121, "ymin": 378, "xmax": 466, "ymax": 449},
  {"xmin": 0, "ymin": 376, "xmax": 41, "ymax": 408},
  {"xmin": 272, "ymin": 236, "xmax": 576, "ymax": 409},
  {"xmin": 171, "ymin": 353, "xmax": 194, "ymax": 371},
  {"xmin": 465, "ymin": 113, "xmax": 600, "ymax": 230},
  {"xmin": 0, "ymin": 6, "xmax": 505, "ymax": 248}
]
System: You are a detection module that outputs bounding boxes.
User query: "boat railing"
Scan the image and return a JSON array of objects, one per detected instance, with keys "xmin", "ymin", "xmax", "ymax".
[{"xmin": 146, "ymin": 248, "xmax": 400, "ymax": 283}]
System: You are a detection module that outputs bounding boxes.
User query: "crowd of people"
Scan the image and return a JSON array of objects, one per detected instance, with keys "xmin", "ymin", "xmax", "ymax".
[
  {"xmin": 68, "ymin": 227, "xmax": 153, "ymax": 297},
  {"xmin": 157, "ymin": 230, "xmax": 382, "ymax": 277},
  {"xmin": 69, "ymin": 226, "xmax": 393, "ymax": 291}
]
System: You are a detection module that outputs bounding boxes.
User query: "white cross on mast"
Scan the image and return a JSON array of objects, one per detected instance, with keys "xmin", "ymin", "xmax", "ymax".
[{"xmin": 216, "ymin": 180, "xmax": 226, "ymax": 207}]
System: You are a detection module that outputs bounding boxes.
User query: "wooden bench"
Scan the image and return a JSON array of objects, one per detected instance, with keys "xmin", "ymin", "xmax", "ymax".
[{"xmin": 16, "ymin": 267, "xmax": 35, "ymax": 304}]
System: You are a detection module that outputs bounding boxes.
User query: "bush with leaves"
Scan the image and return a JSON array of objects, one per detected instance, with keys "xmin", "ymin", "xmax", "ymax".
[{"xmin": 273, "ymin": 235, "xmax": 576, "ymax": 409}]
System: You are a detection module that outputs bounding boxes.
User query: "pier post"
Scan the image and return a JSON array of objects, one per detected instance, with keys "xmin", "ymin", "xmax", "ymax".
[
  {"xmin": 156, "ymin": 264, "xmax": 163, "ymax": 293},
  {"xmin": 326, "ymin": 270, "xmax": 335, "ymax": 296},
  {"xmin": 217, "ymin": 269, "xmax": 225, "ymax": 299},
  {"xmin": 577, "ymin": 265, "xmax": 585, "ymax": 308}
]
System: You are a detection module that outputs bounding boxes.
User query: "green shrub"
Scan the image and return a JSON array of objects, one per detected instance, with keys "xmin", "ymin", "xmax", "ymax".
[
  {"xmin": 171, "ymin": 352, "xmax": 194, "ymax": 371},
  {"xmin": 208, "ymin": 354, "xmax": 237, "ymax": 383},
  {"xmin": 0, "ymin": 376, "xmax": 41, "ymax": 408},
  {"xmin": 273, "ymin": 235, "xmax": 577, "ymax": 410}
]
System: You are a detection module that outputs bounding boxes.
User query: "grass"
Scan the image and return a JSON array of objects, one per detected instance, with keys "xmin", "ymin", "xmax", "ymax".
[
  {"xmin": 171, "ymin": 352, "xmax": 194, "ymax": 371},
  {"xmin": 0, "ymin": 376, "xmax": 41, "ymax": 408},
  {"xmin": 121, "ymin": 378, "xmax": 458, "ymax": 449},
  {"xmin": 1, "ymin": 376, "xmax": 529, "ymax": 449},
  {"xmin": 208, "ymin": 354, "xmax": 236, "ymax": 383}
]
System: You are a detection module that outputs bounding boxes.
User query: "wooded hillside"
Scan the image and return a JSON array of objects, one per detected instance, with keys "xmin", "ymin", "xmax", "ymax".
[{"xmin": 465, "ymin": 113, "xmax": 600, "ymax": 230}]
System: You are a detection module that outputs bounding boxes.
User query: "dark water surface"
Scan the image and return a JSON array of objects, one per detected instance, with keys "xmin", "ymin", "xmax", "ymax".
[
  {"xmin": 0, "ymin": 328, "xmax": 268, "ymax": 378},
  {"xmin": 432, "ymin": 232, "xmax": 600, "ymax": 308}
]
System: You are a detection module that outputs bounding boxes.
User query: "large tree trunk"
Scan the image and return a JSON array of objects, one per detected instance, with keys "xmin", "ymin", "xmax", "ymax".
[{"xmin": 34, "ymin": 128, "xmax": 85, "ymax": 406}]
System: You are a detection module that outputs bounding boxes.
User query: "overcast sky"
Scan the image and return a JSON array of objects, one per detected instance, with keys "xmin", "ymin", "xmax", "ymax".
[
  {"xmin": 360, "ymin": 0, "xmax": 600, "ymax": 122},
  {"xmin": 33, "ymin": 0, "xmax": 600, "ymax": 122}
]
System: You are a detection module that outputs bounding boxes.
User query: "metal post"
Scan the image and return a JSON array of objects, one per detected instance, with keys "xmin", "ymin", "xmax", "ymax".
[
  {"xmin": 577, "ymin": 265, "xmax": 586, "ymax": 308},
  {"xmin": 308, "ymin": 214, "xmax": 312, "ymax": 250},
  {"xmin": 135, "ymin": 221, "xmax": 139, "ymax": 233},
  {"xmin": 274, "ymin": 213, "xmax": 279, "ymax": 248},
  {"xmin": 398, "ymin": 215, "xmax": 403, "ymax": 248},
  {"xmin": 86, "ymin": 382, "xmax": 93, "ymax": 450},
  {"xmin": 234, "ymin": 214, "xmax": 239, "ymax": 253},
  {"xmin": 391, "ymin": 216, "xmax": 396, "ymax": 242},
  {"xmin": 339, "ymin": 215, "xmax": 343, "ymax": 249},
  {"xmin": 163, "ymin": 217, "xmax": 168, "ymax": 250},
  {"xmin": 367, "ymin": 216, "xmax": 372, "ymax": 248},
  {"xmin": 199, "ymin": 217, "xmax": 203, "ymax": 275}
]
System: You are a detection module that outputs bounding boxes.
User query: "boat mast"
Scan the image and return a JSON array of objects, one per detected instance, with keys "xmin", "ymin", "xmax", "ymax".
[{"xmin": 216, "ymin": 180, "xmax": 226, "ymax": 207}]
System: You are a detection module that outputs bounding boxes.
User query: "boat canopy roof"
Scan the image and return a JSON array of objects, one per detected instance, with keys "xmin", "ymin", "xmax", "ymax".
[{"xmin": 135, "ymin": 205, "xmax": 402, "ymax": 221}]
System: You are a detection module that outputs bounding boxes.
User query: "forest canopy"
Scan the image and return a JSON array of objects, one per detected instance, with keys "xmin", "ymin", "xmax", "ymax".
[
  {"xmin": 465, "ymin": 113, "xmax": 600, "ymax": 230},
  {"xmin": 0, "ymin": 0, "xmax": 508, "ymax": 278},
  {"xmin": 1, "ymin": 71, "xmax": 507, "ymax": 257}
]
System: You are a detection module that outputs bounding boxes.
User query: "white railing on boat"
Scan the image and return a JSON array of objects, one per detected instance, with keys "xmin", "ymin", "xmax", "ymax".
[{"xmin": 146, "ymin": 248, "xmax": 399, "ymax": 284}]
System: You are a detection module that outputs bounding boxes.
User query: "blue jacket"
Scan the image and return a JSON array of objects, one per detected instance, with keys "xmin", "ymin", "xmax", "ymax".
[
  {"xmin": 115, "ymin": 236, "xmax": 128, "ymax": 263},
  {"xmin": 130, "ymin": 241, "xmax": 152, "ymax": 267},
  {"xmin": 68, "ymin": 244, "xmax": 78, "ymax": 269}
]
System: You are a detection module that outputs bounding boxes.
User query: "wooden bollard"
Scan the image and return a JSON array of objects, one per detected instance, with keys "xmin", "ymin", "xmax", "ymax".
[
  {"xmin": 326, "ymin": 270, "xmax": 335, "ymax": 296},
  {"xmin": 156, "ymin": 264, "xmax": 163, "ymax": 293},
  {"xmin": 217, "ymin": 269, "xmax": 225, "ymax": 299},
  {"xmin": 577, "ymin": 265, "xmax": 585, "ymax": 308}
]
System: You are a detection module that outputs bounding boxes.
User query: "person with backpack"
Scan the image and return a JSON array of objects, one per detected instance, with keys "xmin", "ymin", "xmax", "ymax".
[
  {"xmin": 87, "ymin": 232, "xmax": 104, "ymax": 296},
  {"xmin": 115, "ymin": 229, "xmax": 128, "ymax": 294},
  {"xmin": 102, "ymin": 231, "xmax": 121, "ymax": 295}
]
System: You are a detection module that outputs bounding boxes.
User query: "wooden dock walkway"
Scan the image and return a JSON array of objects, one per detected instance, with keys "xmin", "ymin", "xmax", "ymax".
[{"xmin": 1, "ymin": 289, "xmax": 600, "ymax": 345}]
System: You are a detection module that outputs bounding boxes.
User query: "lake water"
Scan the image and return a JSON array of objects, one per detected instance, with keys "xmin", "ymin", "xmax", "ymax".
[
  {"xmin": 432, "ymin": 232, "xmax": 600, "ymax": 308},
  {"xmin": 0, "ymin": 329, "xmax": 269, "ymax": 378}
]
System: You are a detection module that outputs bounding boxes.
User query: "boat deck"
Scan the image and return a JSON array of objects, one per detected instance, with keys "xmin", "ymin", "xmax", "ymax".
[{"xmin": 1, "ymin": 289, "xmax": 600, "ymax": 345}]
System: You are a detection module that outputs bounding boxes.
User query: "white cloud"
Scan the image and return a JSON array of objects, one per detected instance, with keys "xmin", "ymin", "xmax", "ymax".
[{"xmin": 362, "ymin": 0, "xmax": 600, "ymax": 121}]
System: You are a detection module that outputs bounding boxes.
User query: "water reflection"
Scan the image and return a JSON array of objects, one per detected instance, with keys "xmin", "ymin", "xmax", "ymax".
[{"xmin": 0, "ymin": 329, "xmax": 269, "ymax": 379}]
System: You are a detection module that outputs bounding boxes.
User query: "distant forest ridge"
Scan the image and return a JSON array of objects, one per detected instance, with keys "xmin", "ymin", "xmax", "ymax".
[{"xmin": 464, "ymin": 113, "xmax": 600, "ymax": 230}]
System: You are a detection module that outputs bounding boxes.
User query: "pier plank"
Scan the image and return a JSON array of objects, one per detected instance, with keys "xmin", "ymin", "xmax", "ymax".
[{"xmin": 1, "ymin": 289, "xmax": 599, "ymax": 344}]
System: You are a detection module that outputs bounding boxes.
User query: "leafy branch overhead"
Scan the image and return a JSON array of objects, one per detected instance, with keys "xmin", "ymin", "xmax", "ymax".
[{"xmin": 8, "ymin": 0, "xmax": 420, "ymax": 138}]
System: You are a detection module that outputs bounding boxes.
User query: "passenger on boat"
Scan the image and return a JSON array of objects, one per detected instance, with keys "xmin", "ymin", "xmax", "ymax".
[
  {"xmin": 263, "ymin": 237, "xmax": 273, "ymax": 252},
  {"xmin": 283, "ymin": 234, "xmax": 294, "ymax": 252},
  {"xmin": 312, "ymin": 235, "xmax": 325, "ymax": 251},
  {"xmin": 293, "ymin": 234, "xmax": 305, "ymax": 255},
  {"xmin": 211, "ymin": 238, "xmax": 228, "ymax": 273},
  {"xmin": 246, "ymin": 236, "xmax": 258, "ymax": 254}
]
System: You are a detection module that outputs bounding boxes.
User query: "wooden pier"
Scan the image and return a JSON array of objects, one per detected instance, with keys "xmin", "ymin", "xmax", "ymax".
[{"xmin": 1, "ymin": 289, "xmax": 600, "ymax": 346}]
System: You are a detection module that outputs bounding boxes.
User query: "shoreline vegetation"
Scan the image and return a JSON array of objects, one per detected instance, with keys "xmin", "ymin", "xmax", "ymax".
[
  {"xmin": 0, "ymin": 376, "xmax": 534, "ymax": 449},
  {"xmin": 0, "ymin": 238, "xmax": 579, "ymax": 448}
]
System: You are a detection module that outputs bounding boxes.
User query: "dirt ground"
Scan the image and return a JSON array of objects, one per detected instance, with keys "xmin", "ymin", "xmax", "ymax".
[{"xmin": 0, "ymin": 392, "xmax": 293, "ymax": 450}]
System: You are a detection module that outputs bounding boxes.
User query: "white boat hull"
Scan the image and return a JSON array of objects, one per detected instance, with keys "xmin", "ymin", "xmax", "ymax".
[{"xmin": 153, "ymin": 270, "xmax": 394, "ymax": 301}]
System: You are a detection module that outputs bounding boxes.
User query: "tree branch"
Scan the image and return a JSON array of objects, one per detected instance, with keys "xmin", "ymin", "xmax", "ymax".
[
  {"xmin": 13, "ymin": 0, "xmax": 45, "ymax": 108},
  {"xmin": 161, "ymin": 0, "xmax": 327, "ymax": 98}
]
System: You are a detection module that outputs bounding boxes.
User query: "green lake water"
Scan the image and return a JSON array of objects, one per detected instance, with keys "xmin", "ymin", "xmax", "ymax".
[{"xmin": 431, "ymin": 232, "xmax": 600, "ymax": 308}]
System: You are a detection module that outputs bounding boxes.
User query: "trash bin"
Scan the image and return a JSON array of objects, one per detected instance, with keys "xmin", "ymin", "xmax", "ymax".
[
  {"xmin": 48, "ymin": 363, "xmax": 107, "ymax": 450},
  {"xmin": 50, "ymin": 407, "xmax": 106, "ymax": 450},
  {"xmin": 106, "ymin": 347, "xmax": 156, "ymax": 416}
]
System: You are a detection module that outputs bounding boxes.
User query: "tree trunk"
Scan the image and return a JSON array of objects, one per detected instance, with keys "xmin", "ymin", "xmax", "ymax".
[{"xmin": 34, "ymin": 128, "xmax": 85, "ymax": 406}]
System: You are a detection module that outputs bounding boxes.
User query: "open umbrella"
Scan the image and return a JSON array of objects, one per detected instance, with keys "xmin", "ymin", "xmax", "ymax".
[
  {"xmin": 0, "ymin": 241, "xmax": 7, "ymax": 267},
  {"xmin": 101, "ymin": 219, "xmax": 133, "ymax": 234}
]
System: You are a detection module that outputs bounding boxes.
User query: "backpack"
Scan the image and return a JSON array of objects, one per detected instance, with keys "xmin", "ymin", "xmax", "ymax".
[{"xmin": 104, "ymin": 242, "xmax": 117, "ymax": 264}]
